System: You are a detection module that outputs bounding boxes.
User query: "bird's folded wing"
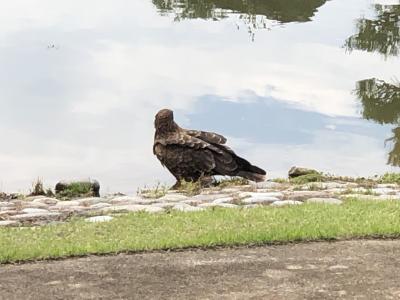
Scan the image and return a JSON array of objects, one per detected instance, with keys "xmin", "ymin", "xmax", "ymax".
[
  {"xmin": 163, "ymin": 134, "xmax": 224, "ymax": 154},
  {"xmin": 185, "ymin": 130, "xmax": 227, "ymax": 145}
]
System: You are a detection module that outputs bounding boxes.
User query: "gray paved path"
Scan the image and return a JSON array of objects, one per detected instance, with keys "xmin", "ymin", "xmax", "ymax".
[{"xmin": 1, "ymin": 240, "xmax": 400, "ymax": 299}]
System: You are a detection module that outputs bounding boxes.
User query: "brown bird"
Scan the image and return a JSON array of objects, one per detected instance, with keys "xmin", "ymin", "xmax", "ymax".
[{"xmin": 153, "ymin": 109, "xmax": 266, "ymax": 188}]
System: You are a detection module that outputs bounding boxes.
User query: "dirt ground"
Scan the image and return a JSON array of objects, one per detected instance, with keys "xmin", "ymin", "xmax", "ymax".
[{"xmin": 1, "ymin": 240, "xmax": 400, "ymax": 299}]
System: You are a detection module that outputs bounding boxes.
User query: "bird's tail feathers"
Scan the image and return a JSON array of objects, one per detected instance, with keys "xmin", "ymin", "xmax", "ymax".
[
  {"xmin": 247, "ymin": 164, "xmax": 266, "ymax": 176},
  {"xmin": 237, "ymin": 171, "xmax": 266, "ymax": 182}
]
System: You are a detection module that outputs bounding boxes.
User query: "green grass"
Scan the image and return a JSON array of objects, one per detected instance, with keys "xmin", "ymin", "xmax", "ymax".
[{"xmin": 1, "ymin": 199, "xmax": 400, "ymax": 263}]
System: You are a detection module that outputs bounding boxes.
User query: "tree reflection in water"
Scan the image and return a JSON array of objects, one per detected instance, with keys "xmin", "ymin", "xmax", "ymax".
[
  {"xmin": 356, "ymin": 78, "xmax": 400, "ymax": 166},
  {"xmin": 345, "ymin": 4, "xmax": 400, "ymax": 58},
  {"xmin": 152, "ymin": 0, "xmax": 328, "ymax": 40}
]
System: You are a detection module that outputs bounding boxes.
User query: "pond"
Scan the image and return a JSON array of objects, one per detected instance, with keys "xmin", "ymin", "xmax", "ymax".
[{"xmin": 0, "ymin": 0, "xmax": 399, "ymax": 194}]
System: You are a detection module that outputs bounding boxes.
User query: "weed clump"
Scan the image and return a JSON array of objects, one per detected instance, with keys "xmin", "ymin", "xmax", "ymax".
[
  {"xmin": 379, "ymin": 173, "xmax": 400, "ymax": 184},
  {"xmin": 56, "ymin": 182, "xmax": 95, "ymax": 200},
  {"xmin": 139, "ymin": 182, "xmax": 168, "ymax": 199},
  {"xmin": 177, "ymin": 180, "xmax": 202, "ymax": 196},
  {"xmin": 30, "ymin": 178, "xmax": 46, "ymax": 196}
]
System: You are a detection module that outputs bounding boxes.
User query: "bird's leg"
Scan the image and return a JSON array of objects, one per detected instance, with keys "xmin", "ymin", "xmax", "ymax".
[{"xmin": 199, "ymin": 175, "xmax": 213, "ymax": 188}]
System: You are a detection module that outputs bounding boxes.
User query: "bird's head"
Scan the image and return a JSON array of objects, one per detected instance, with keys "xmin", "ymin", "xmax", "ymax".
[{"xmin": 154, "ymin": 109, "xmax": 175, "ymax": 131}]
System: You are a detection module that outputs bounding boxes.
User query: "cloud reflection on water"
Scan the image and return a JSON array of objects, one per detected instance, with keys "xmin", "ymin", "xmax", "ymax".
[{"xmin": 0, "ymin": 0, "xmax": 399, "ymax": 193}]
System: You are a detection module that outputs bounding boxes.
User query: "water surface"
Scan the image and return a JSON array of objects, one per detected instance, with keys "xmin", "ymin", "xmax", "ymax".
[{"xmin": 1, "ymin": 0, "xmax": 399, "ymax": 193}]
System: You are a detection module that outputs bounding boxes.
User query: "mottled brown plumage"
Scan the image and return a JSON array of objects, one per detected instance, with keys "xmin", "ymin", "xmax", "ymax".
[{"xmin": 153, "ymin": 109, "xmax": 266, "ymax": 188}]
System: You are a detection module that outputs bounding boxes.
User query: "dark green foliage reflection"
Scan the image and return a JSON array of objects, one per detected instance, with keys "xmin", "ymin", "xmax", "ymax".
[
  {"xmin": 356, "ymin": 78, "xmax": 400, "ymax": 166},
  {"xmin": 345, "ymin": 4, "xmax": 400, "ymax": 57},
  {"xmin": 153, "ymin": 0, "xmax": 327, "ymax": 22},
  {"xmin": 152, "ymin": 0, "xmax": 328, "ymax": 39}
]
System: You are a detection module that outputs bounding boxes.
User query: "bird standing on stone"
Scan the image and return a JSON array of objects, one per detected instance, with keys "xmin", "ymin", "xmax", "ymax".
[{"xmin": 153, "ymin": 109, "xmax": 266, "ymax": 188}]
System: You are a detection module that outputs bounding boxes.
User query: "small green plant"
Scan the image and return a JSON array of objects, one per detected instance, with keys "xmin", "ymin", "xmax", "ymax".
[
  {"xmin": 379, "ymin": 173, "xmax": 400, "ymax": 184},
  {"xmin": 138, "ymin": 182, "xmax": 168, "ymax": 199},
  {"xmin": 30, "ymin": 178, "xmax": 46, "ymax": 196},
  {"xmin": 56, "ymin": 182, "xmax": 94, "ymax": 200}
]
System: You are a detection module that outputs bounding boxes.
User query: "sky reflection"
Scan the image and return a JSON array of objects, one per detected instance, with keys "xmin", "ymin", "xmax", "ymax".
[{"xmin": 0, "ymin": 0, "xmax": 399, "ymax": 194}]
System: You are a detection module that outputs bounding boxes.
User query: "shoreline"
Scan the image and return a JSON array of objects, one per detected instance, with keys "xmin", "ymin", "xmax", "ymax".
[{"xmin": 1, "ymin": 172, "xmax": 400, "ymax": 227}]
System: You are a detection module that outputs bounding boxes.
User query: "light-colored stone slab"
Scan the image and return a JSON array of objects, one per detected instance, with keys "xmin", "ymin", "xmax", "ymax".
[
  {"xmin": 173, "ymin": 203, "xmax": 204, "ymax": 212},
  {"xmin": 10, "ymin": 212, "xmax": 61, "ymax": 220},
  {"xmin": 192, "ymin": 194, "xmax": 230, "ymax": 202},
  {"xmin": 377, "ymin": 183, "xmax": 398, "ymax": 188},
  {"xmin": 158, "ymin": 194, "xmax": 189, "ymax": 202},
  {"xmin": 109, "ymin": 196, "xmax": 147, "ymax": 205},
  {"xmin": 0, "ymin": 207, "xmax": 15, "ymax": 212},
  {"xmin": 212, "ymin": 197, "xmax": 235, "ymax": 204},
  {"xmin": 0, "ymin": 220, "xmax": 18, "ymax": 226},
  {"xmin": 284, "ymin": 191, "xmax": 331, "ymax": 201},
  {"xmin": 90, "ymin": 203, "xmax": 112, "ymax": 210},
  {"xmin": 372, "ymin": 188, "xmax": 397, "ymax": 195},
  {"xmin": 55, "ymin": 200, "xmax": 81, "ymax": 207},
  {"xmin": 306, "ymin": 198, "xmax": 343, "ymax": 205},
  {"xmin": 32, "ymin": 197, "xmax": 59, "ymax": 205},
  {"xmin": 102, "ymin": 205, "xmax": 146, "ymax": 212},
  {"xmin": 77, "ymin": 197, "xmax": 105, "ymax": 206},
  {"xmin": 21, "ymin": 208, "xmax": 49, "ymax": 214},
  {"xmin": 219, "ymin": 187, "xmax": 243, "ymax": 193},
  {"xmin": 85, "ymin": 216, "xmax": 113, "ymax": 223},
  {"xmin": 180, "ymin": 199, "xmax": 203, "ymax": 206},
  {"xmin": 199, "ymin": 203, "xmax": 239, "ymax": 209},
  {"xmin": 255, "ymin": 181, "xmax": 286, "ymax": 189},
  {"xmin": 22, "ymin": 201, "xmax": 49, "ymax": 209},
  {"xmin": 239, "ymin": 192, "xmax": 283, "ymax": 199},
  {"xmin": 49, "ymin": 205, "xmax": 89, "ymax": 212},
  {"xmin": 0, "ymin": 210, "xmax": 18, "ymax": 217},
  {"xmin": 240, "ymin": 193, "xmax": 280, "ymax": 205},
  {"xmin": 271, "ymin": 200, "xmax": 303, "ymax": 207}
]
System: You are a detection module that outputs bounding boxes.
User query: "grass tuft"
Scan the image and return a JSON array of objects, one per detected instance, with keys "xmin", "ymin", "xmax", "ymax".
[
  {"xmin": 30, "ymin": 178, "xmax": 46, "ymax": 196},
  {"xmin": 138, "ymin": 182, "xmax": 168, "ymax": 199}
]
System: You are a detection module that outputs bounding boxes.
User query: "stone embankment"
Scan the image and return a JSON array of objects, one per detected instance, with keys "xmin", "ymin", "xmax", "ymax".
[{"xmin": 1, "ymin": 181, "xmax": 399, "ymax": 227}]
